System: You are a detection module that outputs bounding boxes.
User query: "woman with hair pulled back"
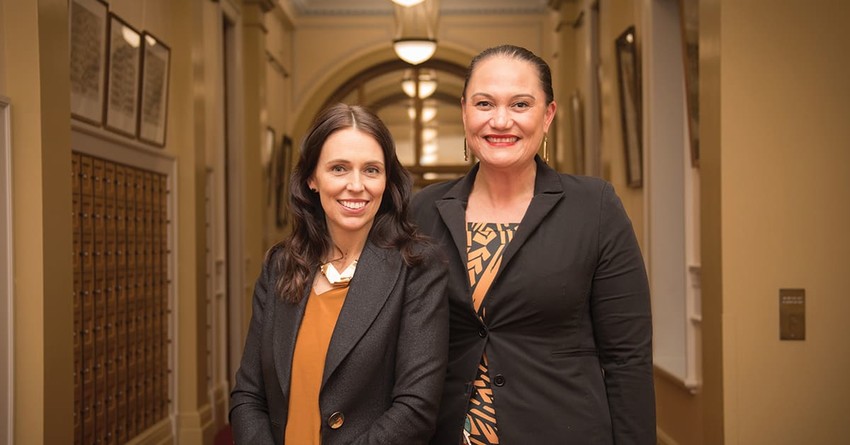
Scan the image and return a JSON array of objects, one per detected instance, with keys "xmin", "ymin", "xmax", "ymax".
[
  {"xmin": 412, "ymin": 45, "xmax": 656, "ymax": 444},
  {"xmin": 231, "ymin": 103, "xmax": 448, "ymax": 445}
]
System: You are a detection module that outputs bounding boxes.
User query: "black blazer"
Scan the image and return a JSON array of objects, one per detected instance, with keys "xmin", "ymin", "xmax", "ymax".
[
  {"xmin": 229, "ymin": 241, "xmax": 449, "ymax": 445},
  {"xmin": 411, "ymin": 158, "xmax": 656, "ymax": 445}
]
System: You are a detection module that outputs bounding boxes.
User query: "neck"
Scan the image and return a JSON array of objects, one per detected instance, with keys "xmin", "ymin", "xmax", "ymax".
[
  {"xmin": 472, "ymin": 160, "xmax": 537, "ymax": 205},
  {"xmin": 325, "ymin": 227, "xmax": 370, "ymax": 268}
]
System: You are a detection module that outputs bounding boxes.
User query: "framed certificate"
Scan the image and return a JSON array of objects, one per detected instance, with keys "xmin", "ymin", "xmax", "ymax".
[
  {"xmin": 138, "ymin": 32, "xmax": 171, "ymax": 146},
  {"xmin": 104, "ymin": 13, "xmax": 141, "ymax": 137},
  {"xmin": 69, "ymin": 0, "xmax": 109, "ymax": 125},
  {"xmin": 615, "ymin": 26, "xmax": 643, "ymax": 188}
]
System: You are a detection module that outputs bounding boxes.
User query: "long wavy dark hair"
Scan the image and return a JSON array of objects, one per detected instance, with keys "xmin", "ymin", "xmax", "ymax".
[{"xmin": 272, "ymin": 103, "xmax": 427, "ymax": 303}]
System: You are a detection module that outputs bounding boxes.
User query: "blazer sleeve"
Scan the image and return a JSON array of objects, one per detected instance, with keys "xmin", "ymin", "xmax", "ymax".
[
  {"xmin": 350, "ymin": 247, "xmax": 449, "ymax": 445},
  {"xmin": 591, "ymin": 183, "xmax": 656, "ymax": 445},
  {"xmin": 229, "ymin": 255, "xmax": 277, "ymax": 445}
]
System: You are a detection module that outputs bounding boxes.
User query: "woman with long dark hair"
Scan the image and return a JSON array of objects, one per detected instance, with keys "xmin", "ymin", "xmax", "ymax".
[{"xmin": 231, "ymin": 103, "xmax": 448, "ymax": 445}]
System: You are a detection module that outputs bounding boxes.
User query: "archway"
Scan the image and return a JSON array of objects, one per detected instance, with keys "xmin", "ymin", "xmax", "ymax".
[{"xmin": 291, "ymin": 44, "xmax": 477, "ymax": 188}]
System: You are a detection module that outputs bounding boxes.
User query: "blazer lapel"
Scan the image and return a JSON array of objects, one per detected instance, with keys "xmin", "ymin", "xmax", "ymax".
[
  {"xmin": 433, "ymin": 161, "xmax": 564, "ymax": 313},
  {"xmin": 435, "ymin": 168, "xmax": 478, "ymax": 316},
  {"xmin": 321, "ymin": 242, "xmax": 402, "ymax": 388},
  {"xmin": 499, "ymin": 158, "xmax": 564, "ymax": 274},
  {"xmin": 435, "ymin": 165, "xmax": 477, "ymax": 284},
  {"xmin": 273, "ymin": 278, "xmax": 311, "ymax": 400},
  {"xmin": 439, "ymin": 158, "xmax": 564, "ymax": 312},
  {"xmin": 435, "ymin": 200, "xmax": 468, "ymax": 278}
]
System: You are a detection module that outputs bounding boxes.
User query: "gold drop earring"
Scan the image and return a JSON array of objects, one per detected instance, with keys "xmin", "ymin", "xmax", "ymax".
[
  {"xmin": 463, "ymin": 137, "xmax": 469, "ymax": 162},
  {"xmin": 542, "ymin": 134, "xmax": 549, "ymax": 164}
]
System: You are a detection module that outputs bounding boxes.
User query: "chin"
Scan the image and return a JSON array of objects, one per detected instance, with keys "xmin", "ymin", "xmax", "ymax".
[
  {"xmin": 482, "ymin": 154, "xmax": 530, "ymax": 167},
  {"xmin": 330, "ymin": 218, "xmax": 374, "ymax": 234}
]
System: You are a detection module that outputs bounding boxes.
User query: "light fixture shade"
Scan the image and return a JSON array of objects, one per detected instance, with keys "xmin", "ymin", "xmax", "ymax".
[
  {"xmin": 392, "ymin": 0, "xmax": 425, "ymax": 6},
  {"xmin": 393, "ymin": 39, "xmax": 437, "ymax": 65},
  {"xmin": 422, "ymin": 104, "xmax": 437, "ymax": 122},
  {"xmin": 401, "ymin": 71, "xmax": 437, "ymax": 99},
  {"xmin": 402, "ymin": 79, "xmax": 437, "ymax": 99},
  {"xmin": 406, "ymin": 103, "xmax": 437, "ymax": 121},
  {"xmin": 401, "ymin": 80, "xmax": 417, "ymax": 98},
  {"xmin": 418, "ymin": 78, "xmax": 437, "ymax": 98}
]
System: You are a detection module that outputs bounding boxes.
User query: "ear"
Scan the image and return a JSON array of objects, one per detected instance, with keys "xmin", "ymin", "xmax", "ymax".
[
  {"xmin": 460, "ymin": 97, "xmax": 468, "ymax": 128},
  {"xmin": 307, "ymin": 177, "xmax": 317, "ymax": 192},
  {"xmin": 543, "ymin": 100, "xmax": 558, "ymax": 133}
]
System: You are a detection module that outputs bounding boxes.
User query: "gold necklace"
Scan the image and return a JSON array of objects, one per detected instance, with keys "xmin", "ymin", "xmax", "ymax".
[{"xmin": 320, "ymin": 260, "xmax": 357, "ymax": 287}]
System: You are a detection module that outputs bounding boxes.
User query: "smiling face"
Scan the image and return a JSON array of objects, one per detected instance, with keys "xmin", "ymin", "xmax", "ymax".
[
  {"xmin": 462, "ymin": 55, "xmax": 557, "ymax": 170},
  {"xmin": 307, "ymin": 127, "xmax": 386, "ymax": 246}
]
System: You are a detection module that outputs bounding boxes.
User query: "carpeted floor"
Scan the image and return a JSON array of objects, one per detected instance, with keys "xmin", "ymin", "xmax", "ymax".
[{"xmin": 213, "ymin": 424, "xmax": 233, "ymax": 445}]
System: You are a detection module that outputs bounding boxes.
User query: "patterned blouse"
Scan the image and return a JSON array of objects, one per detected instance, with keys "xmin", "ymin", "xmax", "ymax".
[{"xmin": 463, "ymin": 222, "xmax": 518, "ymax": 445}]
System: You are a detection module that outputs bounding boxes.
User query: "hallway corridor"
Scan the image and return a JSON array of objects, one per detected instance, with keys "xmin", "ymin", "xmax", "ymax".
[{"xmin": 1, "ymin": 0, "xmax": 849, "ymax": 444}]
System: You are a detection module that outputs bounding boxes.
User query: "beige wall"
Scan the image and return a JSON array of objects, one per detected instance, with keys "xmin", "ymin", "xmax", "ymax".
[
  {"xmin": 715, "ymin": 1, "xmax": 850, "ymax": 443},
  {"xmin": 106, "ymin": 0, "xmax": 215, "ymax": 442},
  {"xmin": 241, "ymin": 2, "xmax": 270, "ymax": 336},
  {"xmin": 598, "ymin": 0, "xmax": 645, "ymax": 245},
  {"xmin": 3, "ymin": 1, "xmax": 74, "ymax": 444},
  {"xmin": 653, "ymin": 0, "xmax": 850, "ymax": 443},
  {"xmin": 553, "ymin": 2, "xmax": 579, "ymax": 175},
  {"xmin": 264, "ymin": 9, "xmax": 294, "ymax": 248},
  {"xmin": 2, "ymin": 0, "xmax": 221, "ymax": 442},
  {"xmin": 699, "ymin": 0, "xmax": 724, "ymax": 440},
  {"xmin": 553, "ymin": 0, "xmax": 646, "ymax": 242}
]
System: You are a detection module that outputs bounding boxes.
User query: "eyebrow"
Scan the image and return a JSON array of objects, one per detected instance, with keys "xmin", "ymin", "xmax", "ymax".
[
  {"xmin": 469, "ymin": 92, "xmax": 537, "ymax": 101},
  {"xmin": 324, "ymin": 158, "xmax": 385, "ymax": 166}
]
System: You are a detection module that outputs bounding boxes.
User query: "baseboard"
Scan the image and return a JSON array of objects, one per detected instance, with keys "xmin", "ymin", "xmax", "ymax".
[
  {"xmin": 176, "ymin": 402, "xmax": 217, "ymax": 444},
  {"xmin": 657, "ymin": 426, "xmax": 679, "ymax": 445},
  {"xmin": 126, "ymin": 418, "xmax": 173, "ymax": 445}
]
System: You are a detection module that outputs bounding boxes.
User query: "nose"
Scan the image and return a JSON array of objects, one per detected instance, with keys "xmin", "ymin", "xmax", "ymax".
[
  {"xmin": 490, "ymin": 107, "xmax": 510, "ymax": 129},
  {"xmin": 346, "ymin": 173, "xmax": 364, "ymax": 192}
]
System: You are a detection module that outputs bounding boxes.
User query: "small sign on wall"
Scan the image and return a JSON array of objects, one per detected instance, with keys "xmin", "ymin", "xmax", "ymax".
[{"xmin": 779, "ymin": 288, "xmax": 805, "ymax": 340}]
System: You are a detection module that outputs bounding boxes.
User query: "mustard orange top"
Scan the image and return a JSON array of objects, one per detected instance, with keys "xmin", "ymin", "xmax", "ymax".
[{"xmin": 284, "ymin": 286, "xmax": 348, "ymax": 445}]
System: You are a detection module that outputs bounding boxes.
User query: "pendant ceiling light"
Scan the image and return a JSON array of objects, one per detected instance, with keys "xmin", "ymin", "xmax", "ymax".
[
  {"xmin": 401, "ymin": 69, "xmax": 437, "ymax": 99},
  {"xmin": 393, "ymin": 39, "xmax": 437, "ymax": 65},
  {"xmin": 392, "ymin": 0, "xmax": 440, "ymax": 65},
  {"xmin": 391, "ymin": 0, "xmax": 425, "ymax": 6},
  {"xmin": 407, "ymin": 103, "xmax": 437, "ymax": 122}
]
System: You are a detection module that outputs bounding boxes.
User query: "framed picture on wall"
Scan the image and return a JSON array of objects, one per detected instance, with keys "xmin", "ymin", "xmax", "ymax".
[
  {"xmin": 104, "ymin": 13, "xmax": 141, "ymax": 137},
  {"xmin": 679, "ymin": 0, "xmax": 700, "ymax": 167},
  {"xmin": 138, "ymin": 32, "xmax": 171, "ymax": 147},
  {"xmin": 69, "ymin": 0, "xmax": 109, "ymax": 125},
  {"xmin": 615, "ymin": 26, "xmax": 643, "ymax": 188}
]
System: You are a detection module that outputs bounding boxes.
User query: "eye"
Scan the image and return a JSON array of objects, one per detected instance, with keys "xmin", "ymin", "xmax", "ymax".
[
  {"xmin": 364, "ymin": 165, "xmax": 383, "ymax": 175},
  {"xmin": 513, "ymin": 101, "xmax": 530, "ymax": 109},
  {"xmin": 331, "ymin": 165, "xmax": 347, "ymax": 173},
  {"xmin": 474, "ymin": 100, "xmax": 493, "ymax": 109}
]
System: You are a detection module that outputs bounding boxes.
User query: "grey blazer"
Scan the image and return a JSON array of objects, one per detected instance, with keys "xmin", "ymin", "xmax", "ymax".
[
  {"xmin": 229, "ymin": 241, "xmax": 448, "ymax": 445},
  {"xmin": 411, "ymin": 157, "xmax": 656, "ymax": 445}
]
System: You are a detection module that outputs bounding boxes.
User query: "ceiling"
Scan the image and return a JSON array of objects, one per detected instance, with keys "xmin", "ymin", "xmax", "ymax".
[{"xmin": 288, "ymin": 0, "xmax": 551, "ymax": 16}]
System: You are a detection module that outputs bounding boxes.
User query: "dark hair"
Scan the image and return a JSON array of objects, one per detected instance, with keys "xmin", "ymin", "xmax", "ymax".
[
  {"xmin": 461, "ymin": 44, "xmax": 554, "ymax": 105},
  {"xmin": 272, "ymin": 103, "xmax": 427, "ymax": 303}
]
